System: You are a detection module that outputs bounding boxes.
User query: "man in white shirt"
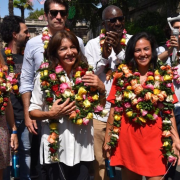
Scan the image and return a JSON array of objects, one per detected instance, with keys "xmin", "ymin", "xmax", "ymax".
[{"xmin": 85, "ymin": 5, "xmax": 132, "ymax": 180}]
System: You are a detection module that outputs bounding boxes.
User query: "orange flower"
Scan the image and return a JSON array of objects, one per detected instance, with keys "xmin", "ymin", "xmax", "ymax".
[
  {"xmin": 162, "ymin": 130, "xmax": 171, "ymax": 137},
  {"xmin": 125, "ymin": 72, "xmax": 132, "ymax": 78},
  {"xmin": 113, "ymin": 126, "xmax": 120, "ymax": 133},
  {"xmin": 160, "ymin": 66, "xmax": 167, "ymax": 70},
  {"xmin": 157, "ymin": 93, "xmax": 164, "ymax": 101},
  {"xmin": 160, "ymin": 91, "xmax": 167, "ymax": 98},
  {"xmin": 130, "ymin": 79, "xmax": 138, "ymax": 86},
  {"xmin": 151, "ymin": 94, "xmax": 158, "ymax": 104},
  {"xmin": 7, "ymin": 57, "xmax": 13, "ymax": 61},
  {"xmin": 69, "ymin": 111, "xmax": 77, "ymax": 119},
  {"xmin": 144, "ymin": 92, "xmax": 152, "ymax": 101},
  {"xmin": 47, "ymin": 135, "xmax": 55, "ymax": 143},
  {"xmin": 167, "ymin": 69, "xmax": 173, "ymax": 74},
  {"xmin": 166, "ymin": 65, "xmax": 171, "ymax": 69},
  {"xmin": 2, "ymin": 65, "xmax": 8, "ymax": 71},
  {"xmin": 113, "ymin": 72, "xmax": 123, "ymax": 79},
  {"xmin": 133, "ymin": 84, "xmax": 143, "ymax": 95},
  {"xmin": 127, "ymin": 86, "xmax": 132, "ymax": 90},
  {"xmin": 51, "ymin": 132, "xmax": 59, "ymax": 140}
]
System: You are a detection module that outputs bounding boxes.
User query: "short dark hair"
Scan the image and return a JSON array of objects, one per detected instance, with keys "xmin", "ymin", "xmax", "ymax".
[
  {"xmin": 0, "ymin": 15, "xmax": 25, "ymax": 44},
  {"xmin": 125, "ymin": 32, "xmax": 158, "ymax": 70},
  {"xmin": 45, "ymin": 30, "xmax": 87, "ymax": 70},
  {"xmin": 44, "ymin": 0, "xmax": 68, "ymax": 15}
]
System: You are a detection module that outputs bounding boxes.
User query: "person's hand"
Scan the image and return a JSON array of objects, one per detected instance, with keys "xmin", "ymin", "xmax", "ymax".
[
  {"xmin": 50, "ymin": 98, "xmax": 76, "ymax": 119},
  {"xmin": 170, "ymin": 35, "xmax": 179, "ymax": 48},
  {"xmin": 172, "ymin": 141, "xmax": 180, "ymax": 166},
  {"xmin": 103, "ymin": 140, "xmax": 111, "ymax": 159},
  {"xmin": 25, "ymin": 115, "xmax": 38, "ymax": 135},
  {"xmin": 10, "ymin": 134, "xmax": 18, "ymax": 151},
  {"xmin": 82, "ymin": 73, "xmax": 105, "ymax": 93}
]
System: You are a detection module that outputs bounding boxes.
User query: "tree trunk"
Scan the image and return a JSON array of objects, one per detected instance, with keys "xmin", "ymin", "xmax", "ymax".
[
  {"xmin": 8, "ymin": 0, "xmax": 14, "ymax": 15},
  {"xmin": 21, "ymin": 7, "xmax": 25, "ymax": 20}
]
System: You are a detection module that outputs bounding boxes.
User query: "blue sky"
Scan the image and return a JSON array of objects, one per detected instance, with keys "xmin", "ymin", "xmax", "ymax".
[{"xmin": 0, "ymin": 0, "xmax": 43, "ymax": 18}]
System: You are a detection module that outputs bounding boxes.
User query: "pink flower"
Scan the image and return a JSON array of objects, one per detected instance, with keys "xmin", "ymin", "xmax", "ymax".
[
  {"xmin": 76, "ymin": 66, "xmax": 82, "ymax": 71},
  {"xmin": 114, "ymin": 106, "xmax": 123, "ymax": 113},
  {"xmin": 173, "ymin": 75, "xmax": 180, "ymax": 79},
  {"xmin": 147, "ymin": 72, "xmax": 154, "ymax": 76},
  {"xmin": 42, "ymin": 35, "xmax": 50, "ymax": 41},
  {"xmin": 166, "ymin": 83, "xmax": 172, "ymax": 88},
  {"xmin": 75, "ymin": 78, "xmax": 82, "ymax": 85},
  {"xmin": 153, "ymin": 113, "xmax": 158, "ymax": 120},
  {"xmin": 137, "ymin": 97, "xmax": 143, "ymax": 102},
  {"xmin": 40, "ymin": 62, "xmax": 49, "ymax": 69},
  {"xmin": 171, "ymin": 66, "xmax": 178, "ymax": 70},
  {"xmin": 124, "ymin": 102, "xmax": 131, "ymax": 108},
  {"xmin": 141, "ymin": 109, "xmax": 148, "ymax": 116},
  {"xmin": 144, "ymin": 84, "xmax": 154, "ymax": 90},
  {"xmin": 100, "ymin": 34, "xmax": 105, "ymax": 39},
  {"xmin": 166, "ymin": 40, "xmax": 171, "ymax": 48},
  {"xmin": 0, "ymin": 86, "xmax": 6, "ymax": 91},
  {"xmin": 9, "ymin": 73, "xmax": 15, "ymax": 78},
  {"xmin": 94, "ymin": 105, "xmax": 103, "ymax": 112},
  {"xmin": 76, "ymin": 109, "xmax": 80, "ymax": 113},
  {"xmin": 83, "ymin": 94, "xmax": 86, "ymax": 99},
  {"xmin": 123, "ymin": 29, "xmax": 127, "ymax": 34},
  {"xmin": 55, "ymin": 65, "xmax": 64, "ymax": 74},
  {"xmin": 176, "ymin": 77, "xmax": 180, "ymax": 84},
  {"xmin": 122, "ymin": 34, "xmax": 126, "ymax": 38},
  {"xmin": 82, "ymin": 118, "xmax": 89, "ymax": 125},
  {"xmin": 11, "ymin": 79, "xmax": 18, "ymax": 84},
  {"xmin": 134, "ymin": 72, "xmax": 140, "ymax": 76},
  {"xmin": 168, "ymin": 155, "xmax": 177, "ymax": 163},
  {"xmin": 6, "ymin": 76, "xmax": 12, "ymax": 82},
  {"xmin": 49, "ymin": 73, "xmax": 56, "ymax": 81},
  {"xmin": 173, "ymin": 71, "xmax": 178, "ymax": 75},
  {"xmin": 60, "ymin": 83, "xmax": 71, "ymax": 93}
]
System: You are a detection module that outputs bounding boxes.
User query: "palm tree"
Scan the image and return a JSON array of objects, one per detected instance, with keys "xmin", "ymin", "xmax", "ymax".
[
  {"xmin": 13, "ymin": 0, "xmax": 33, "ymax": 19},
  {"xmin": 9, "ymin": 0, "xmax": 14, "ymax": 15}
]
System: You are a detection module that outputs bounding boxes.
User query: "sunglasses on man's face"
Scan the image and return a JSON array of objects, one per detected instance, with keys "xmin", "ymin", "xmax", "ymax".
[
  {"xmin": 104, "ymin": 16, "xmax": 124, "ymax": 23},
  {"xmin": 49, "ymin": 10, "xmax": 67, "ymax": 17}
]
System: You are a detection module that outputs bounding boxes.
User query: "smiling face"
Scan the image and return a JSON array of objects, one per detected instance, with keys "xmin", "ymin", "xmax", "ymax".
[
  {"xmin": 134, "ymin": 38, "xmax": 152, "ymax": 69},
  {"xmin": 57, "ymin": 38, "xmax": 78, "ymax": 69},
  {"xmin": 45, "ymin": 3, "xmax": 67, "ymax": 34},
  {"xmin": 103, "ymin": 7, "xmax": 125, "ymax": 35}
]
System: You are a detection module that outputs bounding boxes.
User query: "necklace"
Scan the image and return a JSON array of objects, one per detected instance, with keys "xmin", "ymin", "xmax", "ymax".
[
  {"xmin": 4, "ymin": 45, "xmax": 23, "ymax": 97},
  {"xmin": 0, "ymin": 64, "xmax": 11, "ymax": 115},
  {"xmin": 108, "ymin": 60, "xmax": 177, "ymax": 163},
  {"xmin": 40, "ymin": 27, "xmax": 108, "ymax": 162}
]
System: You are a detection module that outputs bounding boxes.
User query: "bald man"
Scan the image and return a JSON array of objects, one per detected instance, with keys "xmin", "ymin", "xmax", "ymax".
[{"xmin": 85, "ymin": 5, "xmax": 132, "ymax": 180}]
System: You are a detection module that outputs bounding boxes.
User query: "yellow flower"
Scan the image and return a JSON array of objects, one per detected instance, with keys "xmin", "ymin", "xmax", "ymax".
[
  {"xmin": 12, "ymin": 85, "xmax": 18, "ymax": 90},
  {"xmin": 75, "ymin": 94, "xmax": 83, "ymax": 101},
  {"xmin": 147, "ymin": 76, "xmax": 154, "ymax": 81},
  {"xmin": 74, "ymin": 71, "xmax": 81, "ymax": 78},
  {"xmin": 136, "ymin": 104, "xmax": 140, "ymax": 110},
  {"xmin": 127, "ymin": 86, "xmax": 132, "ymax": 90},
  {"xmin": 5, "ymin": 49, "xmax": 11, "ymax": 55},
  {"xmin": 126, "ymin": 111, "xmax": 133, "ymax": 118},
  {"xmin": 118, "ymin": 64, "xmax": 125, "ymax": 70},
  {"xmin": 76, "ymin": 119, "xmax": 83, "ymax": 125},
  {"xmin": 138, "ymin": 117, "xmax": 146, "ymax": 123},
  {"xmin": 44, "ymin": 70, "xmax": 48, "ymax": 76},
  {"xmin": 163, "ymin": 141, "xmax": 169, "ymax": 147},
  {"xmin": 153, "ymin": 89, "xmax": 160, "ymax": 95},
  {"xmin": 154, "ymin": 70, "xmax": 160, "ymax": 75},
  {"xmin": 49, "ymin": 123, "xmax": 58, "ymax": 130},
  {"xmin": 0, "ymin": 72, "xmax": 3, "ymax": 78},
  {"xmin": 44, "ymin": 44, "xmax": 48, "ymax": 49},
  {"xmin": 40, "ymin": 71, "xmax": 44, "ymax": 77},
  {"xmin": 100, "ymin": 28, "xmax": 105, "ymax": 34},
  {"xmin": 114, "ymin": 114, "xmax": 121, "ymax": 121},
  {"xmin": 92, "ymin": 94, "xmax": 99, "ymax": 101},
  {"xmin": 164, "ymin": 75, "xmax": 172, "ymax": 81},
  {"xmin": 123, "ymin": 91, "xmax": 130, "ymax": 99},
  {"xmin": 87, "ymin": 113, "xmax": 93, "ymax": 119},
  {"xmin": 0, "ymin": 97, "xmax": 3, "ymax": 103},
  {"xmin": 78, "ymin": 87, "xmax": 87, "ymax": 96},
  {"xmin": 83, "ymin": 99, "xmax": 91, "ymax": 108}
]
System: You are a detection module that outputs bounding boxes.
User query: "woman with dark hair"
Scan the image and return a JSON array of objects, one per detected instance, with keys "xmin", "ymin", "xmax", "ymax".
[
  {"xmin": 29, "ymin": 30, "xmax": 106, "ymax": 180},
  {"xmin": 103, "ymin": 32, "xmax": 180, "ymax": 180}
]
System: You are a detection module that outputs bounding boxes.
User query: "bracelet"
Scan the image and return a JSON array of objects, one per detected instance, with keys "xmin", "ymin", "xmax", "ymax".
[{"xmin": 12, "ymin": 131, "xmax": 17, "ymax": 134}]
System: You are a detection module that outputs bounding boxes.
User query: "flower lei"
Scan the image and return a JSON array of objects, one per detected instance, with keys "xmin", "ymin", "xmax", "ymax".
[
  {"xmin": 99, "ymin": 28, "xmax": 127, "ymax": 81},
  {"xmin": 40, "ymin": 27, "xmax": 108, "ymax": 161},
  {"xmin": 4, "ymin": 45, "xmax": 23, "ymax": 97},
  {"xmin": 108, "ymin": 60, "xmax": 177, "ymax": 163},
  {"xmin": 0, "ymin": 64, "xmax": 12, "ymax": 115}
]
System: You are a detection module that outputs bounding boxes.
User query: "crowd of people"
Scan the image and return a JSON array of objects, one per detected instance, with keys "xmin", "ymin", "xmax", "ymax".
[{"xmin": 0, "ymin": 0, "xmax": 180, "ymax": 180}]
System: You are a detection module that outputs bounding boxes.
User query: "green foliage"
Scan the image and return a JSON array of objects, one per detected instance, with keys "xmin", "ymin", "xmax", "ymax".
[
  {"xmin": 27, "ymin": 8, "xmax": 44, "ymax": 19},
  {"xmin": 126, "ymin": 11, "xmax": 167, "ymax": 45}
]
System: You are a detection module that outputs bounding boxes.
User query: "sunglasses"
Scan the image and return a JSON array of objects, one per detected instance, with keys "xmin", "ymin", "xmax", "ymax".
[
  {"xmin": 49, "ymin": 10, "xmax": 67, "ymax": 17},
  {"xmin": 104, "ymin": 16, "xmax": 124, "ymax": 23}
]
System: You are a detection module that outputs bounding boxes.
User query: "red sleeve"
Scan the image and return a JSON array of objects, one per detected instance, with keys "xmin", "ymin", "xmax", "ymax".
[
  {"xmin": 172, "ymin": 84, "xmax": 178, "ymax": 104},
  {"xmin": 106, "ymin": 78, "xmax": 118, "ymax": 104}
]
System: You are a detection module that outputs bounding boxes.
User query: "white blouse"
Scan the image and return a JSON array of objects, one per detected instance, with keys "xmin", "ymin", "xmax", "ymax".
[{"xmin": 29, "ymin": 73, "xmax": 94, "ymax": 166}]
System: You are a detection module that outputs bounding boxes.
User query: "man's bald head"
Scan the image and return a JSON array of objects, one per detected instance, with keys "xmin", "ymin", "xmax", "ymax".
[{"xmin": 102, "ymin": 5, "xmax": 123, "ymax": 20}]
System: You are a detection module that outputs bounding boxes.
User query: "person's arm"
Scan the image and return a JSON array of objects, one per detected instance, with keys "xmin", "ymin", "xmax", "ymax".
[
  {"xmin": 5, "ymin": 99, "xmax": 18, "ymax": 151},
  {"xmin": 22, "ymin": 92, "xmax": 38, "ymax": 135},
  {"xmin": 103, "ymin": 104, "xmax": 115, "ymax": 158}
]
